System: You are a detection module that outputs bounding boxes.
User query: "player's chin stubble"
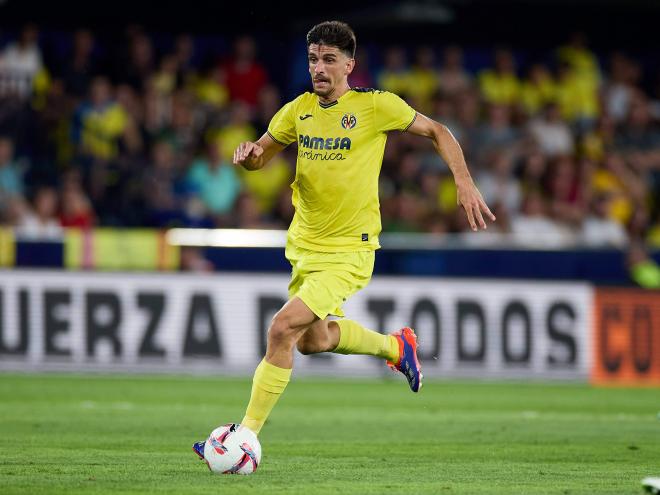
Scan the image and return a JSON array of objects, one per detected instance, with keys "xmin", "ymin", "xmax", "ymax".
[
  {"xmin": 313, "ymin": 85, "xmax": 333, "ymax": 98},
  {"xmin": 312, "ymin": 78, "xmax": 333, "ymax": 98}
]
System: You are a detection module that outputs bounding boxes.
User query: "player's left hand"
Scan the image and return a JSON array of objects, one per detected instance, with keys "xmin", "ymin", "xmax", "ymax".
[{"xmin": 456, "ymin": 177, "xmax": 496, "ymax": 231}]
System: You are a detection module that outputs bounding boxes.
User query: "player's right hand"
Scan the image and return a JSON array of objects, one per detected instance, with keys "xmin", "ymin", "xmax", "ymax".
[{"xmin": 233, "ymin": 141, "xmax": 264, "ymax": 166}]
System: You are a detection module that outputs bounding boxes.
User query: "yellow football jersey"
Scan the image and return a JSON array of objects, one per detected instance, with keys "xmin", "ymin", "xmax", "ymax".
[{"xmin": 267, "ymin": 88, "xmax": 416, "ymax": 252}]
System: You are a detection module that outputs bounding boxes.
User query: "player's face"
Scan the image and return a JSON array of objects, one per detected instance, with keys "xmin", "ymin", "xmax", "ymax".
[{"xmin": 308, "ymin": 44, "xmax": 354, "ymax": 99}]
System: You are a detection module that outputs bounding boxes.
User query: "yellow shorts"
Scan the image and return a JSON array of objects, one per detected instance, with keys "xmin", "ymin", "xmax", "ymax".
[{"xmin": 285, "ymin": 243, "xmax": 375, "ymax": 320}]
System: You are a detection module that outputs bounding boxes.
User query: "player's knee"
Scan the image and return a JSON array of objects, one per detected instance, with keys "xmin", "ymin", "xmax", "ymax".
[{"xmin": 267, "ymin": 315, "xmax": 297, "ymax": 348}]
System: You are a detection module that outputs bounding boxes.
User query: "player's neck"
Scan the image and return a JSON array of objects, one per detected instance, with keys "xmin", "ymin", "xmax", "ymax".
[{"xmin": 318, "ymin": 83, "xmax": 351, "ymax": 105}]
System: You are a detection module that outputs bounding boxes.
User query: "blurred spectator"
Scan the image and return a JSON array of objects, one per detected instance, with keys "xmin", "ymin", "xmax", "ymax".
[
  {"xmin": 393, "ymin": 151, "xmax": 423, "ymax": 193},
  {"xmin": 546, "ymin": 155, "xmax": 586, "ymax": 226},
  {"xmin": 252, "ymin": 84, "xmax": 281, "ymax": 135},
  {"xmin": 144, "ymin": 81, "xmax": 171, "ymax": 135},
  {"xmin": 150, "ymin": 54, "xmax": 180, "ymax": 97},
  {"xmin": 2, "ymin": 195, "xmax": 28, "ymax": 224},
  {"xmin": 152, "ymin": 90, "xmax": 199, "ymax": 160},
  {"xmin": 239, "ymin": 154, "xmax": 292, "ymax": 214},
  {"xmin": 419, "ymin": 168, "xmax": 442, "ymax": 207},
  {"xmin": 222, "ymin": 35, "xmax": 268, "ymax": 108},
  {"xmin": 518, "ymin": 149, "xmax": 548, "ymax": 193},
  {"xmin": 603, "ymin": 52, "xmax": 639, "ymax": 123},
  {"xmin": 37, "ymin": 77, "xmax": 72, "ymax": 156},
  {"xmin": 408, "ymin": 46, "xmax": 439, "ymax": 113},
  {"xmin": 143, "ymin": 139, "xmax": 185, "ymax": 226},
  {"xmin": 349, "ymin": 48, "xmax": 373, "ymax": 89},
  {"xmin": 213, "ymin": 101, "xmax": 256, "ymax": 162},
  {"xmin": 72, "ymin": 76, "xmax": 128, "ymax": 161},
  {"xmin": 121, "ymin": 30, "xmax": 155, "ymax": 91},
  {"xmin": 377, "ymin": 47, "xmax": 410, "ymax": 96},
  {"xmin": 0, "ymin": 137, "xmax": 25, "ymax": 207},
  {"xmin": 510, "ymin": 190, "xmax": 574, "ymax": 248},
  {"xmin": 185, "ymin": 141, "xmax": 241, "ymax": 221},
  {"xmin": 473, "ymin": 104, "xmax": 521, "ymax": 167},
  {"xmin": 616, "ymin": 96, "xmax": 660, "ymax": 214},
  {"xmin": 581, "ymin": 115, "xmax": 616, "ymax": 162},
  {"xmin": 0, "ymin": 24, "xmax": 43, "ymax": 99},
  {"xmin": 15, "ymin": 186, "xmax": 62, "ymax": 239},
  {"xmin": 61, "ymin": 29, "xmax": 96, "ymax": 98},
  {"xmin": 451, "ymin": 88, "xmax": 480, "ymax": 148},
  {"xmin": 478, "ymin": 48, "xmax": 520, "ymax": 106},
  {"xmin": 430, "ymin": 92, "xmax": 457, "ymax": 131},
  {"xmin": 591, "ymin": 153, "xmax": 645, "ymax": 226},
  {"xmin": 437, "ymin": 45, "xmax": 472, "ymax": 97},
  {"xmin": 556, "ymin": 33, "xmax": 601, "ymax": 84},
  {"xmin": 191, "ymin": 65, "xmax": 229, "ymax": 109},
  {"xmin": 527, "ymin": 103, "xmax": 573, "ymax": 157},
  {"xmin": 59, "ymin": 169, "xmax": 96, "ymax": 228},
  {"xmin": 114, "ymin": 84, "xmax": 144, "ymax": 155},
  {"xmin": 173, "ymin": 35, "xmax": 196, "ymax": 75},
  {"xmin": 581, "ymin": 194, "xmax": 628, "ymax": 247},
  {"xmin": 556, "ymin": 34, "xmax": 600, "ymax": 130},
  {"xmin": 520, "ymin": 64, "xmax": 556, "ymax": 116},
  {"xmin": 476, "ymin": 151, "xmax": 521, "ymax": 215},
  {"xmin": 615, "ymin": 96, "xmax": 660, "ymax": 153},
  {"xmin": 555, "ymin": 61, "xmax": 599, "ymax": 129},
  {"xmin": 233, "ymin": 192, "xmax": 278, "ymax": 229},
  {"xmin": 383, "ymin": 190, "xmax": 426, "ymax": 233}
]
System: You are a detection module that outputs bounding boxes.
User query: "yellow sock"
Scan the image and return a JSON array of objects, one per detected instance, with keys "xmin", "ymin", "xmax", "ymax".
[
  {"xmin": 241, "ymin": 359, "xmax": 291, "ymax": 435},
  {"xmin": 333, "ymin": 319, "xmax": 400, "ymax": 362}
]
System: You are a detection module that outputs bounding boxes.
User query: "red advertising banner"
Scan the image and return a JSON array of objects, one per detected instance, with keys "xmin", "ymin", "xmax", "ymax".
[{"xmin": 592, "ymin": 288, "xmax": 660, "ymax": 385}]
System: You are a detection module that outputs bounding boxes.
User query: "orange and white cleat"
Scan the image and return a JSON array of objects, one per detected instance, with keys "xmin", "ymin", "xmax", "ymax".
[{"xmin": 387, "ymin": 327, "xmax": 423, "ymax": 392}]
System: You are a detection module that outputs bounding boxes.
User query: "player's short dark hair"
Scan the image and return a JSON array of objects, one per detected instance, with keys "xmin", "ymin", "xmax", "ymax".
[{"xmin": 306, "ymin": 21, "xmax": 356, "ymax": 58}]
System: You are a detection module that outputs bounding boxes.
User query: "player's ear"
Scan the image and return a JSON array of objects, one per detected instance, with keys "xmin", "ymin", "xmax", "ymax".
[{"xmin": 345, "ymin": 58, "xmax": 355, "ymax": 76}]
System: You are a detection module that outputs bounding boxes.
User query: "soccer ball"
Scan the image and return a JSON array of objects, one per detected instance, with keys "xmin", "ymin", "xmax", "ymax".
[{"xmin": 203, "ymin": 423, "xmax": 261, "ymax": 475}]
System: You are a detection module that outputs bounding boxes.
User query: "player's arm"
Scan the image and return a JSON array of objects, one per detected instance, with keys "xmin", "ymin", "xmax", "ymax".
[
  {"xmin": 233, "ymin": 133, "xmax": 286, "ymax": 171},
  {"xmin": 407, "ymin": 113, "xmax": 496, "ymax": 230}
]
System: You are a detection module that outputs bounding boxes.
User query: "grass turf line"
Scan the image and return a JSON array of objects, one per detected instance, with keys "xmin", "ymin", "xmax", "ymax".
[{"xmin": 0, "ymin": 374, "xmax": 658, "ymax": 494}]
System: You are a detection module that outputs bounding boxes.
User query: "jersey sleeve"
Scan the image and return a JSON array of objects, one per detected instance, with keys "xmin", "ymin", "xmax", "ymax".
[
  {"xmin": 374, "ymin": 91, "xmax": 417, "ymax": 133},
  {"xmin": 267, "ymin": 99, "xmax": 297, "ymax": 146}
]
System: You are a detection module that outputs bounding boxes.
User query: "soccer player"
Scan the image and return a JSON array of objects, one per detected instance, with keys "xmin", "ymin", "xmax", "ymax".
[{"xmin": 194, "ymin": 21, "xmax": 494, "ymax": 460}]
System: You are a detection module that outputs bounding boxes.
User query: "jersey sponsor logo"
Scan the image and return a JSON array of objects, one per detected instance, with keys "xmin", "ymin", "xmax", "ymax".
[
  {"xmin": 298, "ymin": 134, "xmax": 351, "ymax": 150},
  {"xmin": 297, "ymin": 149, "xmax": 347, "ymax": 161},
  {"xmin": 299, "ymin": 114, "xmax": 313, "ymax": 120},
  {"xmin": 341, "ymin": 113, "xmax": 357, "ymax": 130},
  {"xmin": 297, "ymin": 134, "xmax": 351, "ymax": 161}
]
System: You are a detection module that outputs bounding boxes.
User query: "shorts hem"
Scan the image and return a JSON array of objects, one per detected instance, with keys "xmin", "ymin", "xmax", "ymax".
[
  {"xmin": 295, "ymin": 292, "xmax": 328, "ymax": 320},
  {"xmin": 294, "ymin": 292, "xmax": 345, "ymax": 320}
]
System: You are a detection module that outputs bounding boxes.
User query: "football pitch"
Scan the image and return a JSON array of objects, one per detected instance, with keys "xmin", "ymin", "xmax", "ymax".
[{"xmin": 1, "ymin": 374, "xmax": 658, "ymax": 494}]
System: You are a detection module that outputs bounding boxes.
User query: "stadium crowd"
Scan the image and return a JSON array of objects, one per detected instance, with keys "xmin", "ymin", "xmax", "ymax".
[{"xmin": 1, "ymin": 25, "xmax": 660, "ymax": 251}]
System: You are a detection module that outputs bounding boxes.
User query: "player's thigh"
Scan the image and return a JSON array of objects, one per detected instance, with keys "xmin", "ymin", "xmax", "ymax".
[{"xmin": 272, "ymin": 296, "xmax": 319, "ymax": 332}]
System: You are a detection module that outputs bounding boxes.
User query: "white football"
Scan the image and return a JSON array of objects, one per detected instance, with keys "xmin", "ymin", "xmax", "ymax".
[{"xmin": 203, "ymin": 423, "xmax": 261, "ymax": 475}]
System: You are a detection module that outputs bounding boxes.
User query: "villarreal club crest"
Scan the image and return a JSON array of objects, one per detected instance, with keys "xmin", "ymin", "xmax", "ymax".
[{"xmin": 341, "ymin": 113, "xmax": 357, "ymax": 130}]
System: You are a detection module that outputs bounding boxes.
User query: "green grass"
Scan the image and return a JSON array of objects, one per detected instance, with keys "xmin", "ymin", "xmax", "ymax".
[{"xmin": 0, "ymin": 374, "xmax": 658, "ymax": 494}]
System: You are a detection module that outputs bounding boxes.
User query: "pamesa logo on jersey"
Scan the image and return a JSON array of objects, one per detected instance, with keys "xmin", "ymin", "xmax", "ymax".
[
  {"xmin": 298, "ymin": 134, "xmax": 351, "ymax": 150},
  {"xmin": 298, "ymin": 133, "xmax": 350, "ymax": 161},
  {"xmin": 341, "ymin": 113, "xmax": 357, "ymax": 130}
]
